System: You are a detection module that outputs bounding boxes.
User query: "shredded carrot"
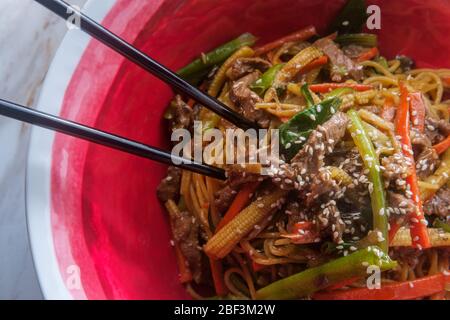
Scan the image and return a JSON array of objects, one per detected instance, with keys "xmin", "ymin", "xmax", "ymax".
[
  {"xmin": 433, "ymin": 135, "xmax": 450, "ymax": 155},
  {"xmin": 254, "ymin": 25, "xmax": 317, "ymax": 56},
  {"xmin": 409, "ymin": 92, "xmax": 426, "ymax": 133},
  {"xmin": 216, "ymin": 182, "xmax": 261, "ymax": 231},
  {"xmin": 356, "ymin": 47, "xmax": 379, "ymax": 63},
  {"xmin": 309, "ymin": 83, "xmax": 373, "ymax": 93},
  {"xmin": 209, "ymin": 258, "xmax": 228, "ymax": 296},
  {"xmin": 396, "ymin": 82, "xmax": 431, "ymax": 249},
  {"xmin": 175, "ymin": 244, "xmax": 193, "ymax": 283}
]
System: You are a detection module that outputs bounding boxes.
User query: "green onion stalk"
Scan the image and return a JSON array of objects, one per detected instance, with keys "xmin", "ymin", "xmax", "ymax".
[{"xmin": 347, "ymin": 109, "xmax": 388, "ymax": 252}]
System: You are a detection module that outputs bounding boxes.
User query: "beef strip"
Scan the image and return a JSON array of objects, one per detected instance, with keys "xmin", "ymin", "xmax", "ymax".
[
  {"xmin": 227, "ymin": 57, "xmax": 271, "ymax": 80},
  {"xmin": 291, "ymin": 112, "xmax": 350, "ymax": 172},
  {"xmin": 316, "ymin": 202, "xmax": 346, "ymax": 243},
  {"xmin": 381, "ymin": 152, "xmax": 411, "ymax": 189},
  {"xmin": 425, "ymin": 117, "xmax": 450, "ymax": 144},
  {"xmin": 395, "ymin": 55, "xmax": 415, "ymax": 72},
  {"xmin": 285, "ymin": 200, "xmax": 306, "ymax": 231},
  {"xmin": 272, "ymin": 113, "xmax": 350, "ymax": 244},
  {"xmin": 167, "ymin": 95, "xmax": 193, "ymax": 131},
  {"xmin": 214, "ymin": 166, "xmax": 262, "ymax": 214},
  {"xmin": 271, "ymin": 112, "xmax": 349, "ymax": 192},
  {"xmin": 342, "ymin": 44, "xmax": 369, "ymax": 60},
  {"xmin": 314, "ymin": 38, "xmax": 363, "ymax": 82},
  {"xmin": 388, "ymin": 191, "xmax": 416, "ymax": 216},
  {"xmin": 170, "ymin": 208, "xmax": 202, "ymax": 283},
  {"xmin": 411, "ymin": 129, "xmax": 432, "ymax": 153},
  {"xmin": 424, "ymin": 186, "xmax": 450, "ymax": 217},
  {"xmin": 415, "ymin": 148, "xmax": 440, "ymax": 179},
  {"xmin": 214, "ymin": 185, "xmax": 237, "ymax": 215},
  {"xmin": 229, "ymin": 71, "xmax": 272, "ymax": 128},
  {"xmin": 410, "ymin": 129, "xmax": 440, "ymax": 178},
  {"xmin": 157, "ymin": 166, "xmax": 182, "ymax": 202}
]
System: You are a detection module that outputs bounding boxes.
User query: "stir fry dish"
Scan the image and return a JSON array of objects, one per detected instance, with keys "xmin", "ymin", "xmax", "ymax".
[{"xmin": 157, "ymin": 1, "xmax": 450, "ymax": 300}]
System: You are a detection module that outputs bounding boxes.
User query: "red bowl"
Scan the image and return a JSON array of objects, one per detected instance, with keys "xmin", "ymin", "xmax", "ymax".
[{"xmin": 27, "ymin": 0, "xmax": 450, "ymax": 299}]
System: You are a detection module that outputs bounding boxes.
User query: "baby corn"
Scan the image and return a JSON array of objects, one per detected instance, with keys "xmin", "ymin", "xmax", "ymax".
[
  {"xmin": 204, "ymin": 189, "xmax": 287, "ymax": 259},
  {"xmin": 273, "ymin": 46, "xmax": 323, "ymax": 88},
  {"xmin": 391, "ymin": 228, "xmax": 450, "ymax": 247}
]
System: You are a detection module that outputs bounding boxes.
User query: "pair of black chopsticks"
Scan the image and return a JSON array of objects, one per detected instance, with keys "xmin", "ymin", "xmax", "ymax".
[{"xmin": 0, "ymin": 0, "xmax": 261, "ymax": 180}]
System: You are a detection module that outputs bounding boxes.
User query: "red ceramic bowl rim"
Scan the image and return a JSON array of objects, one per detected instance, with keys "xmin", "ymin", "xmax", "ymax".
[{"xmin": 26, "ymin": 0, "xmax": 119, "ymax": 299}]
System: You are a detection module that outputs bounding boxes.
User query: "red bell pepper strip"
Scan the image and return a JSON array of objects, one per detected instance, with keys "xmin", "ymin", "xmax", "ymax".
[
  {"xmin": 313, "ymin": 273, "xmax": 450, "ymax": 300},
  {"xmin": 396, "ymin": 82, "xmax": 430, "ymax": 249},
  {"xmin": 433, "ymin": 135, "xmax": 450, "ymax": 155},
  {"xmin": 299, "ymin": 56, "xmax": 328, "ymax": 74},
  {"xmin": 254, "ymin": 25, "xmax": 317, "ymax": 56},
  {"xmin": 325, "ymin": 277, "xmax": 360, "ymax": 291},
  {"xmin": 409, "ymin": 92, "xmax": 426, "ymax": 133},
  {"xmin": 309, "ymin": 83, "xmax": 373, "ymax": 93},
  {"xmin": 356, "ymin": 47, "xmax": 379, "ymax": 63},
  {"xmin": 388, "ymin": 221, "xmax": 402, "ymax": 245}
]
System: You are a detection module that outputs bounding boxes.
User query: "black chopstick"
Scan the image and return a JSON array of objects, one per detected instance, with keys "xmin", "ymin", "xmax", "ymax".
[
  {"xmin": 33, "ymin": 0, "xmax": 258, "ymax": 131},
  {"xmin": 0, "ymin": 99, "xmax": 226, "ymax": 180}
]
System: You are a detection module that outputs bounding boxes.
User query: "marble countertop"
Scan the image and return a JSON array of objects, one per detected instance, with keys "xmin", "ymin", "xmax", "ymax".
[{"xmin": 0, "ymin": 0, "xmax": 86, "ymax": 300}]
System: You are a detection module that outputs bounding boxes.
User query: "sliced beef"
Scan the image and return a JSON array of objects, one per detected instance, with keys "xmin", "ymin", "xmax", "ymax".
[
  {"xmin": 381, "ymin": 152, "xmax": 411, "ymax": 189},
  {"xmin": 157, "ymin": 166, "xmax": 182, "ymax": 202},
  {"xmin": 170, "ymin": 208, "xmax": 202, "ymax": 283},
  {"xmin": 227, "ymin": 57, "xmax": 271, "ymax": 80},
  {"xmin": 308, "ymin": 170, "xmax": 340, "ymax": 205},
  {"xmin": 316, "ymin": 203, "xmax": 345, "ymax": 244},
  {"xmin": 342, "ymin": 44, "xmax": 368, "ymax": 60},
  {"xmin": 411, "ymin": 129, "xmax": 432, "ymax": 153},
  {"xmin": 424, "ymin": 186, "xmax": 450, "ymax": 217},
  {"xmin": 425, "ymin": 117, "xmax": 450, "ymax": 144},
  {"xmin": 291, "ymin": 112, "xmax": 349, "ymax": 172},
  {"xmin": 395, "ymin": 55, "xmax": 415, "ymax": 72},
  {"xmin": 271, "ymin": 112, "xmax": 349, "ymax": 192},
  {"xmin": 214, "ymin": 185, "xmax": 237, "ymax": 215},
  {"xmin": 285, "ymin": 201, "xmax": 306, "ymax": 231},
  {"xmin": 229, "ymin": 71, "xmax": 272, "ymax": 128},
  {"xmin": 314, "ymin": 38, "xmax": 363, "ymax": 82},
  {"xmin": 416, "ymin": 148, "xmax": 440, "ymax": 179},
  {"xmin": 388, "ymin": 192, "xmax": 416, "ymax": 216},
  {"xmin": 167, "ymin": 95, "xmax": 193, "ymax": 131}
]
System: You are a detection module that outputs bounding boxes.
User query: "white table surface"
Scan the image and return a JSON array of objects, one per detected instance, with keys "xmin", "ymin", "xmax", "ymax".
[{"xmin": 0, "ymin": 0, "xmax": 86, "ymax": 300}]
